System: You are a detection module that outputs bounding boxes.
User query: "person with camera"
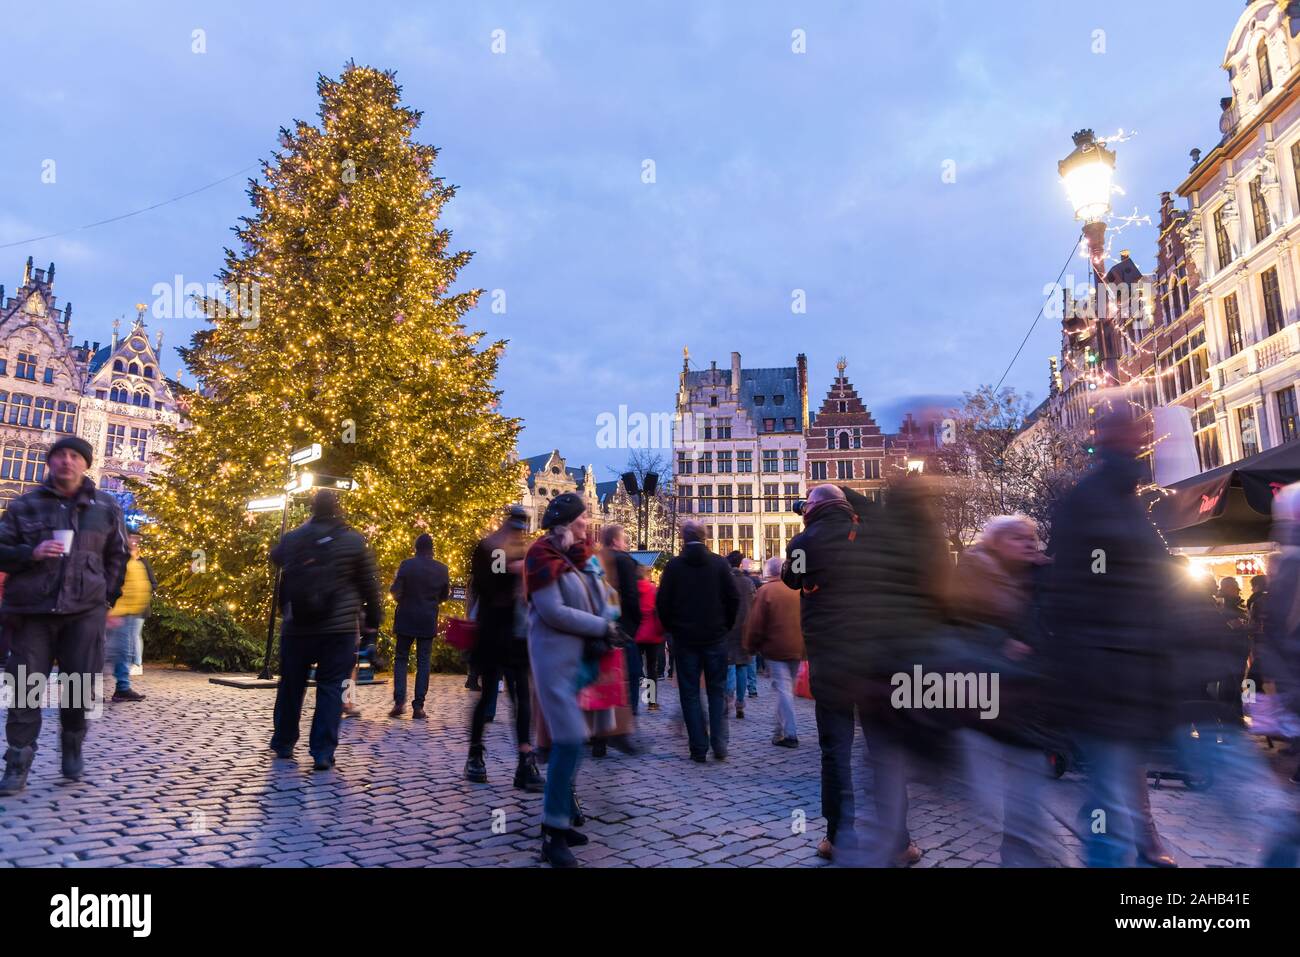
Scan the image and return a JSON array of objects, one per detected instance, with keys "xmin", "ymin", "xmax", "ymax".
[
  {"xmin": 269, "ymin": 489, "xmax": 382, "ymax": 772},
  {"xmin": 525, "ymin": 492, "xmax": 622, "ymax": 867}
]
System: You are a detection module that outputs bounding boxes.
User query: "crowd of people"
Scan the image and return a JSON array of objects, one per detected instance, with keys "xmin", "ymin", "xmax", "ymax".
[{"xmin": 3, "ymin": 414, "xmax": 1300, "ymax": 870}]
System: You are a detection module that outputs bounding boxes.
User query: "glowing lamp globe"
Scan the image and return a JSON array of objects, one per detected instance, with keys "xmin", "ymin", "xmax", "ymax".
[{"xmin": 1058, "ymin": 129, "xmax": 1116, "ymax": 224}]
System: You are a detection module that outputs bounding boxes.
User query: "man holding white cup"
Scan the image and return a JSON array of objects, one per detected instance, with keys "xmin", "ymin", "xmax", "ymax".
[{"xmin": 0, "ymin": 436, "xmax": 129, "ymax": 796}]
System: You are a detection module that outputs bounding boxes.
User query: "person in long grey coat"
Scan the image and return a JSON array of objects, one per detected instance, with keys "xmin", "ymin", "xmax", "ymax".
[{"xmin": 524, "ymin": 492, "xmax": 616, "ymax": 868}]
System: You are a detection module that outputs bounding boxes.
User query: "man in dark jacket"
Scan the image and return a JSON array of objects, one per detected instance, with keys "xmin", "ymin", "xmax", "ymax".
[
  {"xmin": 656, "ymin": 520, "xmax": 738, "ymax": 761},
  {"xmin": 0, "ymin": 437, "xmax": 129, "ymax": 795},
  {"xmin": 465, "ymin": 505, "xmax": 542, "ymax": 791},
  {"xmin": 1044, "ymin": 410, "xmax": 1176, "ymax": 867},
  {"xmin": 388, "ymin": 533, "xmax": 450, "ymax": 719},
  {"xmin": 269, "ymin": 489, "xmax": 381, "ymax": 771},
  {"xmin": 723, "ymin": 551, "xmax": 756, "ymax": 719}
]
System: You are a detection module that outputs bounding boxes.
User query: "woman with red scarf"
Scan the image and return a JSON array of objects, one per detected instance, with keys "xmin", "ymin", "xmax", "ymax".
[{"xmin": 526, "ymin": 492, "xmax": 619, "ymax": 867}]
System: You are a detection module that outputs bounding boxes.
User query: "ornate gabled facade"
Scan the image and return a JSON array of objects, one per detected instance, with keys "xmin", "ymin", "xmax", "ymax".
[
  {"xmin": 804, "ymin": 358, "xmax": 890, "ymax": 500},
  {"xmin": 514, "ymin": 449, "xmax": 610, "ymax": 537},
  {"xmin": 0, "ymin": 259, "xmax": 182, "ymax": 508}
]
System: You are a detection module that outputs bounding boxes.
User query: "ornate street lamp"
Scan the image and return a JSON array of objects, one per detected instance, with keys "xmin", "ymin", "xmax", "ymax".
[{"xmin": 1059, "ymin": 128, "xmax": 1119, "ymax": 383}]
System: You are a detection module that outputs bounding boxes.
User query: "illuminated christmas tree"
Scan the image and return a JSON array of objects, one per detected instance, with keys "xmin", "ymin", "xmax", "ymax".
[{"xmin": 136, "ymin": 64, "xmax": 520, "ymax": 636}]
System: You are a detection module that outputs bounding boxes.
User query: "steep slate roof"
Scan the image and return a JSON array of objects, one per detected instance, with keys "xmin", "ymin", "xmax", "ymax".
[
  {"xmin": 520, "ymin": 451, "xmax": 590, "ymax": 491},
  {"xmin": 684, "ymin": 364, "xmax": 800, "ymax": 423},
  {"xmin": 87, "ymin": 345, "xmax": 112, "ymax": 375}
]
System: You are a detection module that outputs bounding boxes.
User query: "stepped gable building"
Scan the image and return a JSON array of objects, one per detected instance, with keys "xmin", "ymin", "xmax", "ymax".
[
  {"xmin": 673, "ymin": 349, "xmax": 808, "ymax": 562},
  {"xmin": 804, "ymin": 358, "xmax": 890, "ymax": 501},
  {"xmin": 0, "ymin": 259, "xmax": 182, "ymax": 508}
]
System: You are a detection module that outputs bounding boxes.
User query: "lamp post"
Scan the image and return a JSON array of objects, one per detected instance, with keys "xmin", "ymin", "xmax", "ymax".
[
  {"xmin": 620, "ymin": 470, "xmax": 659, "ymax": 550},
  {"xmin": 1059, "ymin": 128, "xmax": 1118, "ymax": 385}
]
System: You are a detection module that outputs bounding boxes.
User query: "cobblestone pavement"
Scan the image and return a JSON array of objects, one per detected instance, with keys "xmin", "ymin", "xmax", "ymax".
[{"xmin": 0, "ymin": 668, "xmax": 1295, "ymax": 867}]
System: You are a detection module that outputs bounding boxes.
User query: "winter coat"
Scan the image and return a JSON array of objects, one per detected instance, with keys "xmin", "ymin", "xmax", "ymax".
[
  {"xmin": 635, "ymin": 578, "xmax": 664, "ymax": 644},
  {"xmin": 742, "ymin": 578, "xmax": 804, "ymax": 661},
  {"xmin": 724, "ymin": 569, "xmax": 756, "ymax": 665},
  {"xmin": 1263, "ymin": 520, "xmax": 1300, "ymax": 720},
  {"xmin": 611, "ymin": 550, "xmax": 643, "ymax": 641},
  {"xmin": 271, "ymin": 517, "xmax": 382, "ymax": 638},
  {"xmin": 527, "ymin": 541, "xmax": 611, "ymax": 745},
  {"xmin": 390, "ymin": 554, "xmax": 450, "ymax": 638},
  {"xmin": 655, "ymin": 542, "xmax": 739, "ymax": 648},
  {"xmin": 0, "ymin": 475, "xmax": 129, "ymax": 616},
  {"xmin": 469, "ymin": 533, "xmax": 526, "ymax": 670},
  {"xmin": 1043, "ymin": 451, "xmax": 1176, "ymax": 743}
]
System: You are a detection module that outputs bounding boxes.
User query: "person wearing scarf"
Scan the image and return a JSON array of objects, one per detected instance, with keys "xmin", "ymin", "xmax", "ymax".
[{"xmin": 525, "ymin": 492, "xmax": 617, "ymax": 867}]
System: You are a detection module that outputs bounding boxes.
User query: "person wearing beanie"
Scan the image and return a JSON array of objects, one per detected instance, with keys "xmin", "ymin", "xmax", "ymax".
[
  {"xmin": 388, "ymin": 531, "xmax": 450, "ymax": 719},
  {"xmin": 0, "ymin": 437, "xmax": 129, "ymax": 795}
]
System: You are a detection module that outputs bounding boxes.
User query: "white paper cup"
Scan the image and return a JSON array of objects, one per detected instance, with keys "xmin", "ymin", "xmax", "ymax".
[{"xmin": 52, "ymin": 530, "xmax": 74, "ymax": 554}]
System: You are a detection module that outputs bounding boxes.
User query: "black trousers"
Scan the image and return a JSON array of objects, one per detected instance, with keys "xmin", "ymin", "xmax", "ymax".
[
  {"xmin": 471, "ymin": 663, "xmax": 532, "ymax": 749},
  {"xmin": 392, "ymin": 633, "xmax": 434, "ymax": 707},
  {"xmin": 640, "ymin": 644, "xmax": 664, "ymax": 685},
  {"xmin": 271, "ymin": 632, "xmax": 356, "ymax": 760},
  {"xmin": 5, "ymin": 610, "xmax": 106, "ymax": 750}
]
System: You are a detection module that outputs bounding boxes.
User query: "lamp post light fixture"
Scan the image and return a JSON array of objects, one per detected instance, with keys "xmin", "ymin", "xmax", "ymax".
[
  {"xmin": 907, "ymin": 458, "xmax": 926, "ymax": 474},
  {"xmin": 1059, "ymin": 127, "xmax": 1120, "ymax": 387}
]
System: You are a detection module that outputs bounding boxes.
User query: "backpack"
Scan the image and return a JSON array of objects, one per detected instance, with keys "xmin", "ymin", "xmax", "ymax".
[{"xmin": 281, "ymin": 529, "xmax": 344, "ymax": 626}]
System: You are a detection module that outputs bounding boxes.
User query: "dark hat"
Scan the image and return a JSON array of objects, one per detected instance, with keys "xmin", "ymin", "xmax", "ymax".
[
  {"xmin": 46, "ymin": 436, "xmax": 93, "ymax": 467},
  {"xmin": 414, "ymin": 533, "xmax": 433, "ymax": 554},
  {"xmin": 541, "ymin": 492, "xmax": 585, "ymax": 530},
  {"xmin": 505, "ymin": 505, "xmax": 529, "ymax": 530},
  {"xmin": 726, "ymin": 550, "xmax": 744, "ymax": 567}
]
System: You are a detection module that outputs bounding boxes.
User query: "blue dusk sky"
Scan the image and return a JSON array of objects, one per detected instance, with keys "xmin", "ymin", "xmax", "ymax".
[{"xmin": 2, "ymin": 0, "xmax": 1235, "ymax": 476}]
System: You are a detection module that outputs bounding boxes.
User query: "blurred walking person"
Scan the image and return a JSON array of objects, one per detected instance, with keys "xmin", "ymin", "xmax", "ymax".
[
  {"xmin": 269, "ymin": 490, "xmax": 382, "ymax": 772},
  {"xmin": 600, "ymin": 524, "xmax": 643, "ymax": 750},
  {"xmin": 656, "ymin": 520, "xmax": 738, "ymax": 762},
  {"xmin": 744, "ymin": 556, "xmax": 804, "ymax": 747},
  {"xmin": 0, "ymin": 437, "xmax": 128, "ymax": 795},
  {"xmin": 1044, "ymin": 411, "xmax": 1177, "ymax": 867},
  {"xmin": 723, "ymin": 551, "xmax": 756, "ymax": 720},
  {"xmin": 466, "ymin": 506, "xmax": 543, "ymax": 792},
  {"xmin": 389, "ymin": 533, "xmax": 450, "ymax": 720},
  {"xmin": 635, "ymin": 565, "xmax": 665, "ymax": 709},
  {"xmin": 526, "ymin": 492, "xmax": 618, "ymax": 866},
  {"xmin": 105, "ymin": 532, "xmax": 155, "ymax": 703}
]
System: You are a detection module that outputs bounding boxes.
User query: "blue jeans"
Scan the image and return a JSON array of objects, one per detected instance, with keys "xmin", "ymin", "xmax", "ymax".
[
  {"xmin": 542, "ymin": 741, "xmax": 582, "ymax": 829},
  {"xmin": 675, "ymin": 644, "xmax": 729, "ymax": 757},
  {"xmin": 726, "ymin": 662, "xmax": 756, "ymax": 701},
  {"xmin": 1074, "ymin": 734, "xmax": 1144, "ymax": 868},
  {"xmin": 106, "ymin": 616, "xmax": 143, "ymax": 692}
]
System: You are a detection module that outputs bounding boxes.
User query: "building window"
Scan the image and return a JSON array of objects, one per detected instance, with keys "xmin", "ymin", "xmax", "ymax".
[
  {"xmin": 1251, "ymin": 176, "xmax": 1271, "ymax": 244},
  {"xmin": 23, "ymin": 448, "xmax": 45, "ymax": 485},
  {"xmin": 837, "ymin": 460, "xmax": 853, "ymax": 480},
  {"xmin": 107, "ymin": 424, "xmax": 127, "ymax": 458},
  {"xmin": 677, "ymin": 452, "xmax": 693, "ymax": 475},
  {"xmin": 7, "ymin": 394, "xmax": 32, "ymax": 427},
  {"xmin": 773, "ymin": 395, "xmax": 784, "ymax": 406},
  {"xmin": 0, "ymin": 359, "xmax": 7, "ymax": 375},
  {"xmin": 15, "ymin": 353, "xmax": 36, "ymax": 381},
  {"xmin": 0, "ymin": 392, "xmax": 7, "ymax": 421},
  {"xmin": 134, "ymin": 390, "xmax": 150, "ymax": 408},
  {"xmin": 753, "ymin": 395, "xmax": 764, "ymax": 406},
  {"xmin": 1223, "ymin": 293, "xmax": 1244, "ymax": 356},
  {"xmin": 1238, "ymin": 405, "xmax": 1260, "ymax": 458},
  {"xmin": 763, "ymin": 419, "xmax": 775, "ymax": 433},
  {"xmin": 702, "ymin": 419, "xmax": 712, "ymax": 440},
  {"xmin": 738, "ymin": 524, "xmax": 754, "ymax": 556},
  {"xmin": 1262, "ymin": 266, "xmax": 1285, "ymax": 336},
  {"xmin": 130, "ymin": 428, "xmax": 149, "ymax": 460},
  {"xmin": 709, "ymin": 395, "xmax": 718, "ymax": 407},
  {"xmin": 33, "ymin": 397, "xmax": 54, "ymax": 430},
  {"xmin": 838, "ymin": 432, "xmax": 850, "ymax": 450},
  {"xmin": 1214, "ymin": 206, "xmax": 1233, "ymax": 271},
  {"xmin": 718, "ymin": 484, "xmax": 733, "ymax": 512},
  {"xmin": 0, "ymin": 448, "xmax": 22, "ymax": 480},
  {"xmin": 838, "ymin": 401, "xmax": 846, "ymax": 413},
  {"xmin": 763, "ymin": 483, "xmax": 779, "ymax": 512},
  {"xmin": 782, "ymin": 449, "xmax": 798, "ymax": 472},
  {"xmin": 810, "ymin": 460, "xmax": 828, "ymax": 481},
  {"xmin": 1196, "ymin": 407, "xmax": 1221, "ymax": 470},
  {"xmin": 717, "ymin": 451, "xmax": 732, "ymax": 473},
  {"xmin": 1259, "ymin": 38, "xmax": 1274, "ymax": 97},
  {"xmin": 1279, "ymin": 388, "xmax": 1300, "ymax": 444},
  {"xmin": 1293, "ymin": 143, "xmax": 1300, "ymax": 221},
  {"xmin": 763, "ymin": 525, "xmax": 781, "ymax": 560},
  {"xmin": 677, "ymin": 486, "xmax": 693, "ymax": 514},
  {"xmin": 864, "ymin": 459, "xmax": 881, "ymax": 480},
  {"xmin": 698, "ymin": 485, "xmax": 713, "ymax": 514},
  {"xmin": 144, "ymin": 366, "xmax": 155, "ymax": 379},
  {"xmin": 42, "ymin": 367, "xmax": 54, "ymax": 385},
  {"xmin": 699, "ymin": 452, "xmax": 713, "ymax": 474},
  {"xmin": 110, "ymin": 385, "xmax": 129, "ymax": 404},
  {"xmin": 783, "ymin": 482, "xmax": 799, "ymax": 510},
  {"xmin": 113, "ymin": 360, "xmax": 124, "ymax": 373},
  {"xmin": 717, "ymin": 419, "xmax": 732, "ymax": 439},
  {"xmin": 738, "ymin": 484, "xmax": 753, "ymax": 513},
  {"xmin": 736, "ymin": 451, "xmax": 752, "ymax": 473},
  {"xmin": 717, "ymin": 524, "xmax": 734, "ymax": 555},
  {"xmin": 762, "ymin": 450, "xmax": 778, "ymax": 473},
  {"xmin": 783, "ymin": 417, "xmax": 796, "ymax": 431}
]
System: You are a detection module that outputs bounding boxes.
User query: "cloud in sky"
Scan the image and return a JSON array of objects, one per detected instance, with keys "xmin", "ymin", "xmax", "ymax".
[{"xmin": 1, "ymin": 0, "xmax": 1233, "ymax": 472}]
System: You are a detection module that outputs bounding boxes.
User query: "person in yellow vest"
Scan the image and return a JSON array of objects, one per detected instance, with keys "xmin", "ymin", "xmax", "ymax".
[{"xmin": 106, "ymin": 533, "xmax": 155, "ymax": 703}]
